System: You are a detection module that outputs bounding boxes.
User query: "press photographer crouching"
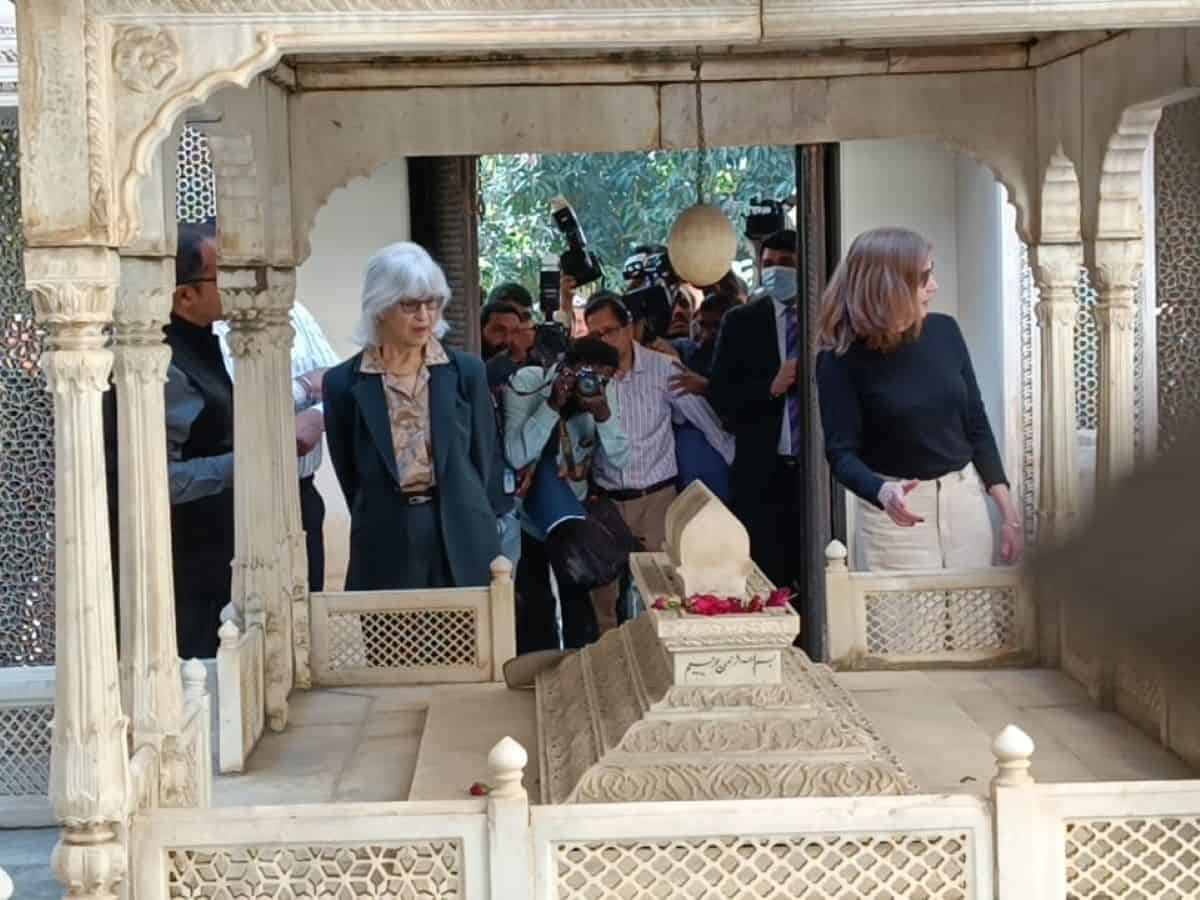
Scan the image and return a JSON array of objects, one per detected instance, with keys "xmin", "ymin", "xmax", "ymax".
[{"xmin": 503, "ymin": 334, "xmax": 632, "ymax": 653}]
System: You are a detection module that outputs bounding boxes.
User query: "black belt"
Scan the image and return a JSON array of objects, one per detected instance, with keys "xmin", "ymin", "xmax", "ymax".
[
  {"xmin": 395, "ymin": 487, "xmax": 436, "ymax": 506},
  {"xmin": 598, "ymin": 478, "xmax": 674, "ymax": 503},
  {"xmin": 777, "ymin": 455, "xmax": 798, "ymax": 468}
]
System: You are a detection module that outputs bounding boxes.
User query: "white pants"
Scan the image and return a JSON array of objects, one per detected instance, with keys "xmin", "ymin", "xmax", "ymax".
[{"xmin": 855, "ymin": 463, "xmax": 996, "ymax": 571}]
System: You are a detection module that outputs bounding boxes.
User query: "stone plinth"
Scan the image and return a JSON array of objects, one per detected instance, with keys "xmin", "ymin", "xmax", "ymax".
[{"xmin": 535, "ymin": 535, "xmax": 915, "ymax": 803}]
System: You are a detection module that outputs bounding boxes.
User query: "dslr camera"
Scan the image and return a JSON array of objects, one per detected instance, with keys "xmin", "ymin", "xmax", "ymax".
[
  {"xmin": 552, "ymin": 196, "xmax": 604, "ymax": 287},
  {"xmin": 573, "ymin": 366, "xmax": 606, "ymax": 399},
  {"xmin": 527, "ymin": 322, "xmax": 571, "ymax": 370},
  {"xmin": 745, "ymin": 197, "xmax": 787, "ymax": 242}
]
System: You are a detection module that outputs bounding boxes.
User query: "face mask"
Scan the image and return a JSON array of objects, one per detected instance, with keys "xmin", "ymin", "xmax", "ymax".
[{"xmin": 760, "ymin": 266, "xmax": 798, "ymax": 303}]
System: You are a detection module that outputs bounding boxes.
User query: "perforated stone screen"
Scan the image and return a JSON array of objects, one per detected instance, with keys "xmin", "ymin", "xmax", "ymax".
[
  {"xmin": 556, "ymin": 833, "xmax": 974, "ymax": 900},
  {"xmin": 167, "ymin": 841, "xmax": 463, "ymax": 899},
  {"xmin": 327, "ymin": 607, "xmax": 479, "ymax": 672},
  {"xmin": 1155, "ymin": 97, "xmax": 1200, "ymax": 453},
  {"xmin": 176, "ymin": 125, "xmax": 217, "ymax": 225},
  {"xmin": 0, "ymin": 703, "xmax": 53, "ymax": 796},
  {"xmin": 0, "ymin": 114, "xmax": 56, "ymax": 667},
  {"xmin": 1067, "ymin": 817, "xmax": 1200, "ymax": 900},
  {"xmin": 863, "ymin": 587, "xmax": 1017, "ymax": 657}
]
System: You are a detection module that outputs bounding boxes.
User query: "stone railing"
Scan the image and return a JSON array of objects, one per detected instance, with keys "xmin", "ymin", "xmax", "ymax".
[
  {"xmin": 216, "ymin": 621, "xmax": 265, "ymax": 774},
  {"xmin": 300, "ymin": 557, "xmax": 515, "ymax": 687},
  {"xmin": 0, "ymin": 665, "xmax": 54, "ymax": 826},
  {"xmin": 129, "ymin": 727, "xmax": 1200, "ymax": 900},
  {"xmin": 993, "ymin": 725, "xmax": 1200, "ymax": 900},
  {"xmin": 824, "ymin": 541, "xmax": 1036, "ymax": 669}
]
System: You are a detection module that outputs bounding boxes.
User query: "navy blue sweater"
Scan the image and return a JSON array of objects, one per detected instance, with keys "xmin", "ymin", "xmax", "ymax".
[{"xmin": 816, "ymin": 313, "xmax": 1008, "ymax": 505}]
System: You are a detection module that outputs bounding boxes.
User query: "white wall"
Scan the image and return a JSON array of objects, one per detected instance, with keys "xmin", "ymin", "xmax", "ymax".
[
  {"xmin": 840, "ymin": 140, "xmax": 960, "ymax": 319},
  {"xmin": 839, "ymin": 140, "xmax": 1020, "ymax": 566},
  {"xmin": 296, "ymin": 158, "xmax": 411, "ymax": 591}
]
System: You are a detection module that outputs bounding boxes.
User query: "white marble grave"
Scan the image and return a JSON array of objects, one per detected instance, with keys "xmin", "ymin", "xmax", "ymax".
[{"xmin": 535, "ymin": 485, "xmax": 915, "ymax": 803}]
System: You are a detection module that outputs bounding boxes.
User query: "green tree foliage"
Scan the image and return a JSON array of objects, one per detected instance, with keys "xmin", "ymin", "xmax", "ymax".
[{"xmin": 478, "ymin": 147, "xmax": 795, "ymax": 296}]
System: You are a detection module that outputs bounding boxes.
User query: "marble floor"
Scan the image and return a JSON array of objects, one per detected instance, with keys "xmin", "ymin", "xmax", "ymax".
[
  {"xmin": 209, "ymin": 665, "xmax": 1193, "ymax": 806},
  {"xmin": 2, "ymin": 667, "xmax": 1192, "ymax": 898}
]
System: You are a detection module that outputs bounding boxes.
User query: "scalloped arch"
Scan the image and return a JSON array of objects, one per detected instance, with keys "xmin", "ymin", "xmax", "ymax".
[{"xmin": 118, "ymin": 33, "xmax": 281, "ymax": 246}]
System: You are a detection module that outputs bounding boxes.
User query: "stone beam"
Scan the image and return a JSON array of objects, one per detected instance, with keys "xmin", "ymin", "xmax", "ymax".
[
  {"xmin": 660, "ymin": 68, "xmax": 1036, "ymax": 241},
  {"xmin": 763, "ymin": 0, "xmax": 1200, "ymax": 41}
]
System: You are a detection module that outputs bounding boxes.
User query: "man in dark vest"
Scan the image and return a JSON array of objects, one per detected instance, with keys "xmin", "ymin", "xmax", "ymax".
[{"xmin": 162, "ymin": 225, "xmax": 235, "ymax": 659}]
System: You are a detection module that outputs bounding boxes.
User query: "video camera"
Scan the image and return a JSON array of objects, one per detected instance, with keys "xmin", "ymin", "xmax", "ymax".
[
  {"xmin": 551, "ymin": 197, "xmax": 604, "ymax": 288},
  {"xmin": 622, "ymin": 249, "xmax": 675, "ymax": 286},
  {"xmin": 620, "ymin": 247, "xmax": 677, "ymax": 342},
  {"xmin": 745, "ymin": 197, "xmax": 787, "ymax": 242}
]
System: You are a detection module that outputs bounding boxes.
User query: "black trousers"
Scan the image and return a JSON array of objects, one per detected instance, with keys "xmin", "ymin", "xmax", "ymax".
[
  {"xmin": 740, "ymin": 457, "xmax": 803, "ymax": 593},
  {"xmin": 299, "ymin": 476, "xmax": 326, "ymax": 593},
  {"xmin": 515, "ymin": 529, "xmax": 597, "ymax": 654}
]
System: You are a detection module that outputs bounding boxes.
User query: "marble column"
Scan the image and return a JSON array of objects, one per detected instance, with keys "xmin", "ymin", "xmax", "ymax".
[
  {"xmin": 268, "ymin": 268, "xmax": 308, "ymax": 611},
  {"xmin": 1092, "ymin": 239, "xmax": 1143, "ymax": 490},
  {"xmin": 27, "ymin": 246, "xmax": 130, "ymax": 900},
  {"xmin": 1031, "ymin": 243, "xmax": 1083, "ymax": 548},
  {"xmin": 113, "ymin": 256, "xmax": 191, "ymax": 808},
  {"xmin": 222, "ymin": 267, "xmax": 294, "ymax": 732}
]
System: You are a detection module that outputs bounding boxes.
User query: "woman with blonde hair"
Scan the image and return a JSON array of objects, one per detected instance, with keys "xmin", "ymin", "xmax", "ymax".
[{"xmin": 815, "ymin": 227, "xmax": 1022, "ymax": 570}]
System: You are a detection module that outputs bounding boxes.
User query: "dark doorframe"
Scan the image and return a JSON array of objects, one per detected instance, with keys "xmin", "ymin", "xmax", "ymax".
[
  {"xmin": 794, "ymin": 143, "xmax": 842, "ymax": 661},
  {"xmin": 408, "ymin": 156, "xmax": 482, "ymax": 354}
]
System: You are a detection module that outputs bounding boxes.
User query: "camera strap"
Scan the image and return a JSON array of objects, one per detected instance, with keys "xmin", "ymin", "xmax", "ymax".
[{"xmin": 557, "ymin": 420, "xmax": 590, "ymax": 483}]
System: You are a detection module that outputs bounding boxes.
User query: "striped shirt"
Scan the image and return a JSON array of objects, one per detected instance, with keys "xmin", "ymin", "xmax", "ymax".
[
  {"xmin": 592, "ymin": 344, "xmax": 735, "ymax": 492},
  {"xmin": 213, "ymin": 301, "xmax": 341, "ymax": 480}
]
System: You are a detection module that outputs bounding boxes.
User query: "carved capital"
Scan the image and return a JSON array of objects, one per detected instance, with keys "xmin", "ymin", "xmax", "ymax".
[
  {"xmin": 1093, "ymin": 302, "xmax": 1138, "ymax": 332},
  {"xmin": 1091, "ymin": 239, "xmax": 1143, "ymax": 299},
  {"xmin": 25, "ymin": 247, "xmax": 119, "ymax": 336},
  {"xmin": 43, "ymin": 350, "xmax": 114, "ymax": 396},
  {"xmin": 112, "ymin": 342, "xmax": 172, "ymax": 384},
  {"xmin": 1034, "ymin": 299, "xmax": 1078, "ymax": 330},
  {"xmin": 112, "ymin": 26, "xmax": 181, "ymax": 94},
  {"xmin": 1029, "ymin": 243, "xmax": 1082, "ymax": 293}
]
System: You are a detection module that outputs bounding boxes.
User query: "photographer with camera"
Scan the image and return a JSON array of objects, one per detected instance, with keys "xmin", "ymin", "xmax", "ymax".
[
  {"xmin": 503, "ymin": 336, "xmax": 629, "ymax": 652},
  {"xmin": 585, "ymin": 291, "xmax": 734, "ymax": 634}
]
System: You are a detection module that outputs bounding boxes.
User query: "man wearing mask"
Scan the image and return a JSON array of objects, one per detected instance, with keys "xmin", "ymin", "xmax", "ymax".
[{"xmin": 709, "ymin": 230, "xmax": 802, "ymax": 593}]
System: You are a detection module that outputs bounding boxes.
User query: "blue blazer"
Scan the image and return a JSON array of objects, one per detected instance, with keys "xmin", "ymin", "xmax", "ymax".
[{"xmin": 323, "ymin": 348, "xmax": 499, "ymax": 590}]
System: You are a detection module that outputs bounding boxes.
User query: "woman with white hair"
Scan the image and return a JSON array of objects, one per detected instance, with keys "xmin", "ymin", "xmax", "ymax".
[{"xmin": 324, "ymin": 242, "xmax": 499, "ymax": 591}]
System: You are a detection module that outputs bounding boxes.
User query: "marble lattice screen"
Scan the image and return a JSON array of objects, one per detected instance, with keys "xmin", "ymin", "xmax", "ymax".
[
  {"xmin": 0, "ymin": 112, "xmax": 54, "ymax": 667},
  {"xmin": 0, "ymin": 123, "xmax": 218, "ymax": 667},
  {"xmin": 1154, "ymin": 97, "xmax": 1200, "ymax": 453}
]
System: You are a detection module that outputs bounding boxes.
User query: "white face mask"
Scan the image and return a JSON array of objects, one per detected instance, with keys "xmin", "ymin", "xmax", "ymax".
[{"xmin": 760, "ymin": 265, "xmax": 798, "ymax": 303}]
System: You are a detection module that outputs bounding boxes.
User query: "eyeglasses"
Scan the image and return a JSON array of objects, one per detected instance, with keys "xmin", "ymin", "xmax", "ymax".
[
  {"xmin": 185, "ymin": 277, "xmax": 217, "ymax": 286},
  {"xmin": 395, "ymin": 298, "xmax": 440, "ymax": 315},
  {"xmin": 589, "ymin": 323, "xmax": 626, "ymax": 340}
]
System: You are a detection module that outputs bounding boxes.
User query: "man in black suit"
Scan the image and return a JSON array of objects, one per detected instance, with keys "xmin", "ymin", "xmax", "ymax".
[{"xmin": 708, "ymin": 230, "xmax": 802, "ymax": 594}]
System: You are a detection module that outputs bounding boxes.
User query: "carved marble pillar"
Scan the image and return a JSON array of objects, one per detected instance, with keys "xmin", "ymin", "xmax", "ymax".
[
  {"xmin": 268, "ymin": 268, "xmax": 308, "ymax": 609},
  {"xmin": 27, "ymin": 246, "xmax": 130, "ymax": 900},
  {"xmin": 113, "ymin": 256, "xmax": 191, "ymax": 809},
  {"xmin": 1031, "ymin": 244, "xmax": 1083, "ymax": 548},
  {"xmin": 1092, "ymin": 239, "xmax": 1143, "ymax": 490},
  {"xmin": 222, "ymin": 267, "xmax": 293, "ymax": 732}
]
